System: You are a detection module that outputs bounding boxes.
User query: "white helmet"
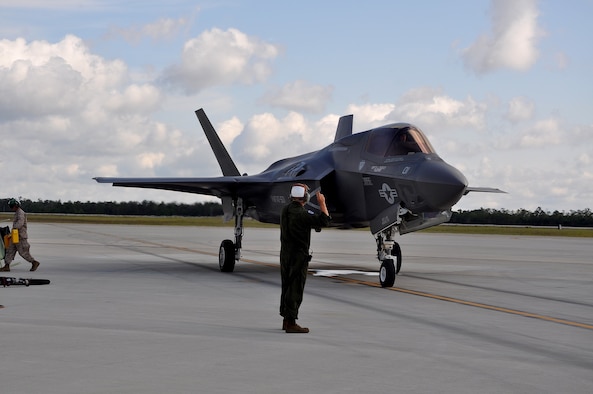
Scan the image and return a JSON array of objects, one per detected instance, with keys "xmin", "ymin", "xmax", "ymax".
[{"xmin": 290, "ymin": 184, "xmax": 310, "ymax": 203}]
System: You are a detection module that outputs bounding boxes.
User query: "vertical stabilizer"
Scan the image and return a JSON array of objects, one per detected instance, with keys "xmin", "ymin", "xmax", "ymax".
[
  {"xmin": 334, "ymin": 114, "xmax": 353, "ymax": 142},
  {"xmin": 195, "ymin": 108, "xmax": 241, "ymax": 176}
]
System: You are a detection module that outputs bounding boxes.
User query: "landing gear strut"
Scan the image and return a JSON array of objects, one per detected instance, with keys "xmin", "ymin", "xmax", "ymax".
[
  {"xmin": 218, "ymin": 198, "xmax": 244, "ymax": 272},
  {"xmin": 375, "ymin": 225, "xmax": 402, "ymax": 288}
]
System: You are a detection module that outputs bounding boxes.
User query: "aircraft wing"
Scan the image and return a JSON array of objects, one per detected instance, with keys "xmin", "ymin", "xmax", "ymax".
[
  {"xmin": 464, "ymin": 186, "xmax": 506, "ymax": 195},
  {"xmin": 93, "ymin": 176, "xmax": 273, "ymax": 200}
]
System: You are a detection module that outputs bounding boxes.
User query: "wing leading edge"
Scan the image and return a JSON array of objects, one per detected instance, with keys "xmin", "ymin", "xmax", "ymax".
[
  {"xmin": 93, "ymin": 176, "xmax": 273, "ymax": 201},
  {"xmin": 464, "ymin": 186, "xmax": 506, "ymax": 195}
]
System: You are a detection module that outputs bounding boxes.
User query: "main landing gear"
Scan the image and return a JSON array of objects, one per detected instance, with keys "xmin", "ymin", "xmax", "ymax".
[
  {"xmin": 218, "ymin": 196, "xmax": 403, "ymax": 289},
  {"xmin": 375, "ymin": 225, "xmax": 402, "ymax": 288},
  {"xmin": 219, "ymin": 198, "xmax": 244, "ymax": 272}
]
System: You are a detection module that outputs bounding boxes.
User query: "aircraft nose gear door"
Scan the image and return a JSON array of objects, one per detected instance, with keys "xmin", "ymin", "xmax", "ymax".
[
  {"xmin": 375, "ymin": 225, "xmax": 402, "ymax": 288},
  {"xmin": 219, "ymin": 197, "xmax": 244, "ymax": 272}
]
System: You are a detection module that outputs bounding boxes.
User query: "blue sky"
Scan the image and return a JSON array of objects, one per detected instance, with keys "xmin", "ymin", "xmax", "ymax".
[{"xmin": 0, "ymin": 0, "xmax": 591, "ymax": 212}]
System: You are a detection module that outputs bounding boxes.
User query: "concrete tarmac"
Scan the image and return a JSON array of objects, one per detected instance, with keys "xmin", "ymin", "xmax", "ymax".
[{"xmin": 1, "ymin": 223, "xmax": 592, "ymax": 393}]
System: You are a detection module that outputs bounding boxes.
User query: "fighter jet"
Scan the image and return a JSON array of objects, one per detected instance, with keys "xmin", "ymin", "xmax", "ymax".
[{"xmin": 95, "ymin": 108, "xmax": 504, "ymax": 287}]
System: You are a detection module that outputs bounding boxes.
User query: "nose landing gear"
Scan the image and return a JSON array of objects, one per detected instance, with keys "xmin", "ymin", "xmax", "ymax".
[{"xmin": 376, "ymin": 225, "xmax": 402, "ymax": 288}]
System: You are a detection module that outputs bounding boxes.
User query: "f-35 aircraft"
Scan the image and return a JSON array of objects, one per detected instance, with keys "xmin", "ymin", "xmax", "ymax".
[{"xmin": 95, "ymin": 108, "xmax": 504, "ymax": 287}]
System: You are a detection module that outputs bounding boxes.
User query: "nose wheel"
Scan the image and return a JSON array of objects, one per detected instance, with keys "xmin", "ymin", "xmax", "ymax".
[
  {"xmin": 379, "ymin": 244, "xmax": 401, "ymax": 287},
  {"xmin": 380, "ymin": 259, "xmax": 396, "ymax": 288},
  {"xmin": 376, "ymin": 226, "xmax": 402, "ymax": 288}
]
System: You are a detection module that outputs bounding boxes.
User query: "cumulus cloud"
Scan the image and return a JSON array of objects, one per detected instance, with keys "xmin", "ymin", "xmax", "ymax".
[
  {"xmin": 462, "ymin": 0, "xmax": 542, "ymax": 74},
  {"xmin": 387, "ymin": 87, "xmax": 488, "ymax": 131},
  {"xmin": 217, "ymin": 116, "xmax": 244, "ymax": 146},
  {"xmin": 260, "ymin": 80, "xmax": 334, "ymax": 113},
  {"xmin": 0, "ymin": 35, "xmax": 128, "ymax": 120},
  {"xmin": 0, "ymin": 35, "xmax": 212, "ymax": 202},
  {"xmin": 519, "ymin": 118, "xmax": 562, "ymax": 148},
  {"xmin": 221, "ymin": 88, "xmax": 492, "ymax": 174},
  {"xmin": 225, "ymin": 110, "xmax": 347, "ymax": 175},
  {"xmin": 162, "ymin": 28, "xmax": 280, "ymax": 94},
  {"xmin": 345, "ymin": 103, "xmax": 395, "ymax": 128},
  {"xmin": 232, "ymin": 112, "xmax": 307, "ymax": 164},
  {"xmin": 506, "ymin": 96, "xmax": 535, "ymax": 123}
]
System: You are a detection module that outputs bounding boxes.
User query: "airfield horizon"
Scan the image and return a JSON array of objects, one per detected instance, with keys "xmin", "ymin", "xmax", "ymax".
[{"xmin": 1, "ymin": 213, "xmax": 591, "ymax": 238}]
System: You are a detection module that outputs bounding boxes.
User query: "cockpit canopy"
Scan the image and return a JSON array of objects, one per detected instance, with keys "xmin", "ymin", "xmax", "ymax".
[{"xmin": 365, "ymin": 123, "xmax": 435, "ymax": 157}]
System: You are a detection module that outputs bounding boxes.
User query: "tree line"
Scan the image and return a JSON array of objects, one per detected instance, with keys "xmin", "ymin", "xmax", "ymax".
[
  {"xmin": 0, "ymin": 199, "xmax": 223, "ymax": 217},
  {"xmin": 451, "ymin": 207, "xmax": 593, "ymax": 227},
  {"xmin": 1, "ymin": 198, "xmax": 591, "ymax": 227}
]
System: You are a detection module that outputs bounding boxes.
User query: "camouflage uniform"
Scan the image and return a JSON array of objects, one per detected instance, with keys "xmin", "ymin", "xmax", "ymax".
[
  {"xmin": 3, "ymin": 207, "xmax": 39, "ymax": 270},
  {"xmin": 279, "ymin": 201, "xmax": 330, "ymax": 321}
]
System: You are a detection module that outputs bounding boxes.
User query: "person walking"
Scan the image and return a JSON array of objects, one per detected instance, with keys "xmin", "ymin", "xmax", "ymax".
[
  {"xmin": 279, "ymin": 184, "xmax": 330, "ymax": 333},
  {"xmin": 0, "ymin": 199, "xmax": 40, "ymax": 272}
]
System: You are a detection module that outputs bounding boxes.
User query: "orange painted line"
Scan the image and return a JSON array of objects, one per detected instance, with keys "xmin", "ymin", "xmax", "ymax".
[
  {"xmin": 327, "ymin": 274, "xmax": 593, "ymax": 331},
  {"xmin": 70, "ymin": 227, "xmax": 593, "ymax": 332}
]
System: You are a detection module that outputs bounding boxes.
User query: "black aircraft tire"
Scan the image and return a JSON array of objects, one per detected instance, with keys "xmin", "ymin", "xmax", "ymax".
[
  {"xmin": 393, "ymin": 242, "xmax": 402, "ymax": 274},
  {"xmin": 219, "ymin": 239, "xmax": 236, "ymax": 273},
  {"xmin": 379, "ymin": 259, "xmax": 396, "ymax": 288},
  {"xmin": 27, "ymin": 279, "xmax": 50, "ymax": 285}
]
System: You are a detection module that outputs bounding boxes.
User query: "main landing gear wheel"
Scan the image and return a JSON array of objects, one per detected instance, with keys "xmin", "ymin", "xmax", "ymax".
[
  {"xmin": 219, "ymin": 239, "xmax": 236, "ymax": 272},
  {"xmin": 393, "ymin": 242, "xmax": 402, "ymax": 274}
]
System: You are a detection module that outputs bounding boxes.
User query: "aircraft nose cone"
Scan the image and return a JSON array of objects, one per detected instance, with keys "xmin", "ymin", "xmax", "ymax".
[{"xmin": 415, "ymin": 160, "xmax": 468, "ymax": 210}]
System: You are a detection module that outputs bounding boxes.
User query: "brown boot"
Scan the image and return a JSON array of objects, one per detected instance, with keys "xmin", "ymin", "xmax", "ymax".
[
  {"xmin": 0, "ymin": 265, "xmax": 10, "ymax": 272},
  {"xmin": 285, "ymin": 319, "xmax": 309, "ymax": 333},
  {"xmin": 30, "ymin": 261, "xmax": 40, "ymax": 272},
  {"xmin": 282, "ymin": 318, "xmax": 288, "ymax": 330}
]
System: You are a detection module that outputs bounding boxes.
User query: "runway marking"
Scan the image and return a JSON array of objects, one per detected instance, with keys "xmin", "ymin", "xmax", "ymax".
[
  {"xmin": 327, "ymin": 274, "xmax": 593, "ymax": 331},
  {"xmin": 131, "ymin": 238, "xmax": 593, "ymax": 331},
  {"xmin": 59, "ymin": 225, "xmax": 593, "ymax": 332}
]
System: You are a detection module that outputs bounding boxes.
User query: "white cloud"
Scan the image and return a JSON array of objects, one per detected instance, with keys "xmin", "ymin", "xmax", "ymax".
[
  {"xmin": 227, "ymin": 110, "xmax": 346, "ymax": 175},
  {"xmin": 345, "ymin": 103, "xmax": 395, "ymax": 128},
  {"xmin": 462, "ymin": 0, "xmax": 542, "ymax": 74},
  {"xmin": 388, "ymin": 88, "xmax": 488, "ymax": 131},
  {"xmin": 0, "ymin": 35, "xmax": 130, "ymax": 120},
  {"xmin": 217, "ymin": 117, "xmax": 244, "ymax": 146},
  {"xmin": 519, "ymin": 118, "xmax": 562, "ymax": 148},
  {"xmin": 162, "ymin": 28, "xmax": 280, "ymax": 94},
  {"xmin": 104, "ymin": 84, "xmax": 162, "ymax": 114},
  {"xmin": 137, "ymin": 152, "xmax": 165, "ymax": 169},
  {"xmin": 261, "ymin": 80, "xmax": 334, "ymax": 113},
  {"xmin": 506, "ymin": 96, "xmax": 535, "ymax": 123},
  {"xmin": 0, "ymin": 35, "xmax": 212, "ymax": 203}
]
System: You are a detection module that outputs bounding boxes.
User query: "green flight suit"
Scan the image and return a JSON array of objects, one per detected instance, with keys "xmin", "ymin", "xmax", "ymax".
[{"xmin": 279, "ymin": 200, "xmax": 330, "ymax": 320}]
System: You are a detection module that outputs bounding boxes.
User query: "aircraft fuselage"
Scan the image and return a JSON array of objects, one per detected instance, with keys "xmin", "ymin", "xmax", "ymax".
[{"xmin": 248, "ymin": 123, "xmax": 467, "ymax": 229}]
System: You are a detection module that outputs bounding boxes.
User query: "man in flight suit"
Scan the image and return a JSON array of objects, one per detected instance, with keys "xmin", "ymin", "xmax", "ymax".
[
  {"xmin": 0, "ymin": 199, "xmax": 40, "ymax": 272},
  {"xmin": 280, "ymin": 184, "xmax": 330, "ymax": 333}
]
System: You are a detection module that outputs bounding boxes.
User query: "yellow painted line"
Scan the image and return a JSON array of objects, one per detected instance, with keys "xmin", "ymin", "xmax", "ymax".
[
  {"xmin": 137, "ymin": 235, "xmax": 593, "ymax": 331},
  {"xmin": 327, "ymin": 274, "xmax": 593, "ymax": 331},
  {"xmin": 68, "ymin": 226, "xmax": 593, "ymax": 331}
]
